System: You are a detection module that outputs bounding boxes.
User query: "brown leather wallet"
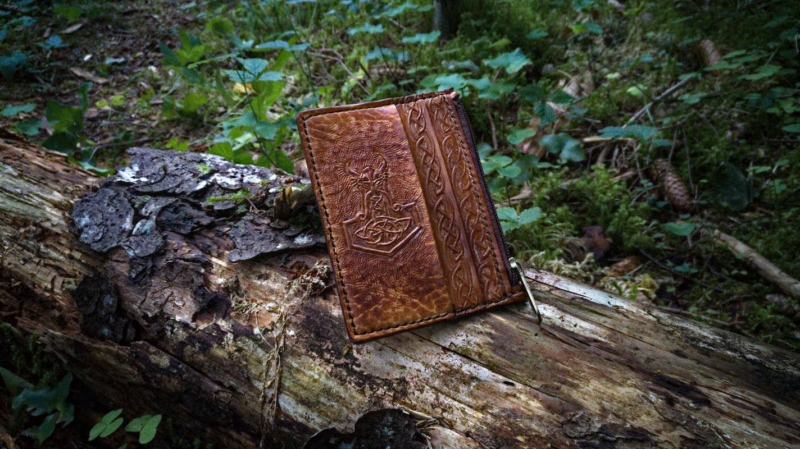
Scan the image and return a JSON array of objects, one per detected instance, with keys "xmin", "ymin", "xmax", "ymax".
[{"xmin": 297, "ymin": 90, "xmax": 526, "ymax": 342}]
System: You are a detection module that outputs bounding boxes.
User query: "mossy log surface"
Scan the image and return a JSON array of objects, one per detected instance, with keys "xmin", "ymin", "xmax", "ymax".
[{"xmin": 1, "ymin": 132, "xmax": 799, "ymax": 448}]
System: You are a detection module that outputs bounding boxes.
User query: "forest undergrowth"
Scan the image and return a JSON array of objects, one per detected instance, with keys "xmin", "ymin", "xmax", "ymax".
[{"xmin": 1, "ymin": 0, "xmax": 799, "ymax": 350}]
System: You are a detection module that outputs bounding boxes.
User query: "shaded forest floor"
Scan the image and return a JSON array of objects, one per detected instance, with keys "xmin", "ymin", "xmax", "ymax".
[{"xmin": 1, "ymin": 1, "xmax": 798, "ymax": 347}]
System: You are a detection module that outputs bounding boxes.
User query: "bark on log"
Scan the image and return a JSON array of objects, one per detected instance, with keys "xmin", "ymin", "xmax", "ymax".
[{"xmin": 1, "ymin": 132, "xmax": 799, "ymax": 448}]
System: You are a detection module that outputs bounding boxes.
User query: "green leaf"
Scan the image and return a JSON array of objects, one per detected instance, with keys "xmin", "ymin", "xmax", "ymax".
[
  {"xmin": 533, "ymin": 102, "xmax": 556, "ymax": 126},
  {"xmin": 139, "ymin": 414, "xmax": 162, "ymax": 444},
  {"xmin": 250, "ymin": 81, "xmax": 285, "ymax": 118},
  {"xmin": 497, "ymin": 163, "xmax": 521, "ymax": 178},
  {"xmin": 14, "ymin": 119, "xmax": 42, "ymax": 136},
  {"xmin": 599, "ymin": 125, "xmax": 659, "ymax": 141},
  {"xmin": 68, "ymin": 156, "xmax": 115, "ymax": 176},
  {"xmin": 541, "ymin": 133, "xmax": 584, "ymax": 162},
  {"xmin": 182, "ymin": 91, "xmax": 207, "ymax": 114},
  {"xmin": 254, "ymin": 122, "xmax": 279, "ymax": 141},
  {"xmin": 43, "ymin": 132, "xmax": 78, "ymax": 153},
  {"xmin": 549, "ymin": 90, "xmax": 574, "ymax": 105},
  {"xmin": 518, "ymin": 207, "xmax": 542, "ymax": 225},
  {"xmin": 2, "ymin": 103, "xmax": 36, "ymax": 117},
  {"xmin": 739, "ymin": 64, "xmax": 781, "ymax": 81},
  {"xmin": 254, "ymin": 40, "xmax": 309, "ymax": 52},
  {"xmin": 782, "ymin": 124, "xmax": 800, "ymax": 133},
  {"xmin": 24, "ymin": 413, "xmax": 58, "ymax": 443},
  {"xmin": 432, "ymin": 73, "xmax": 468, "ymax": 92},
  {"xmin": 483, "ymin": 48, "xmax": 531, "ymax": 74},
  {"xmin": 713, "ymin": 161, "xmax": 758, "ymax": 211},
  {"xmin": 100, "ymin": 418, "xmax": 124, "ymax": 438},
  {"xmin": 159, "ymin": 43, "xmax": 181, "ymax": 67},
  {"xmin": 526, "ymin": 29, "xmax": 548, "ymax": 40},
  {"xmin": 0, "ymin": 367, "xmax": 32, "ymax": 395},
  {"xmin": 507, "ymin": 128, "xmax": 536, "ymax": 145},
  {"xmin": 496, "ymin": 207, "xmax": 518, "ymax": 222},
  {"xmin": 272, "ymin": 150, "xmax": 294, "ymax": 173},
  {"xmin": 663, "ymin": 221, "xmax": 696, "ymax": 237},
  {"xmin": 348, "ymin": 23, "xmax": 384, "ymax": 35},
  {"xmin": 0, "ymin": 50, "xmax": 27, "ymax": 80},
  {"xmin": 209, "ymin": 142, "xmax": 234, "ymax": 161},
  {"xmin": 402, "ymin": 31, "xmax": 440, "ymax": 45},
  {"xmin": 45, "ymin": 100, "xmax": 83, "ymax": 133},
  {"xmin": 125, "ymin": 415, "xmax": 150, "ymax": 433},
  {"xmin": 54, "ymin": 5, "xmax": 82, "ymax": 22}
]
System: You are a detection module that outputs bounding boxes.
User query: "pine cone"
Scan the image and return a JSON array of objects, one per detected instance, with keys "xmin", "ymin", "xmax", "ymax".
[
  {"xmin": 651, "ymin": 159, "xmax": 692, "ymax": 211},
  {"xmin": 698, "ymin": 39, "xmax": 721, "ymax": 68}
]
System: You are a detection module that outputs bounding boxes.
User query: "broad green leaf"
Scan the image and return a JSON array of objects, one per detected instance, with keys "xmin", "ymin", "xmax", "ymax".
[
  {"xmin": 507, "ymin": 128, "xmax": 536, "ymax": 145},
  {"xmin": 272, "ymin": 150, "xmax": 294, "ymax": 173},
  {"xmin": 254, "ymin": 122, "xmax": 279, "ymax": 140},
  {"xmin": 2, "ymin": 103, "xmax": 36, "ymax": 117},
  {"xmin": 518, "ymin": 207, "xmax": 543, "ymax": 225},
  {"xmin": 0, "ymin": 367, "xmax": 32, "ymax": 395},
  {"xmin": 541, "ymin": 133, "xmax": 584, "ymax": 162},
  {"xmin": 14, "ymin": 119, "xmax": 40, "ymax": 136},
  {"xmin": 68, "ymin": 156, "xmax": 115, "ymax": 176},
  {"xmin": 533, "ymin": 102, "xmax": 555, "ymax": 125},
  {"xmin": 254, "ymin": 40, "xmax": 309, "ymax": 52},
  {"xmin": 783, "ymin": 124, "xmax": 800, "ymax": 133},
  {"xmin": 24, "ymin": 413, "xmax": 57, "ymax": 443},
  {"xmin": 432, "ymin": 73, "xmax": 468, "ymax": 91},
  {"xmin": 663, "ymin": 222, "xmax": 695, "ymax": 237},
  {"xmin": 739, "ymin": 64, "xmax": 781, "ymax": 81},
  {"xmin": 549, "ymin": 90, "xmax": 574, "ymax": 105},
  {"xmin": 0, "ymin": 50, "xmax": 27, "ymax": 80},
  {"xmin": 483, "ymin": 48, "xmax": 531, "ymax": 74},
  {"xmin": 139, "ymin": 414, "xmax": 162, "ymax": 444},
  {"xmin": 348, "ymin": 23, "xmax": 384, "ymax": 35},
  {"xmin": 209, "ymin": 142, "xmax": 234, "ymax": 160},
  {"xmin": 101, "ymin": 409, "xmax": 124, "ymax": 424},
  {"xmin": 159, "ymin": 43, "xmax": 181, "ymax": 66},
  {"xmin": 45, "ymin": 100, "xmax": 83, "ymax": 133},
  {"xmin": 496, "ymin": 207, "xmax": 518, "ymax": 222},
  {"xmin": 497, "ymin": 163, "xmax": 521, "ymax": 178},
  {"xmin": 125, "ymin": 415, "xmax": 150, "ymax": 433},
  {"xmin": 43, "ymin": 132, "xmax": 78, "ymax": 153},
  {"xmin": 100, "ymin": 418, "xmax": 124, "ymax": 438},
  {"xmin": 182, "ymin": 91, "xmax": 207, "ymax": 114},
  {"xmin": 251, "ymin": 80, "xmax": 285, "ymax": 115},
  {"xmin": 599, "ymin": 125, "xmax": 659, "ymax": 141},
  {"xmin": 713, "ymin": 161, "xmax": 758, "ymax": 211},
  {"xmin": 526, "ymin": 29, "xmax": 548, "ymax": 40},
  {"xmin": 237, "ymin": 57, "xmax": 268, "ymax": 76},
  {"xmin": 402, "ymin": 31, "xmax": 440, "ymax": 45}
]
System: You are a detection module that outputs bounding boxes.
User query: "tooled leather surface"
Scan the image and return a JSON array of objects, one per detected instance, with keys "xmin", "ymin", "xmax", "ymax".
[
  {"xmin": 397, "ymin": 95, "xmax": 507, "ymax": 309},
  {"xmin": 301, "ymin": 105, "xmax": 452, "ymax": 338},
  {"xmin": 298, "ymin": 92, "xmax": 522, "ymax": 342},
  {"xmin": 424, "ymin": 95, "xmax": 506, "ymax": 303},
  {"xmin": 396, "ymin": 100, "xmax": 478, "ymax": 309}
]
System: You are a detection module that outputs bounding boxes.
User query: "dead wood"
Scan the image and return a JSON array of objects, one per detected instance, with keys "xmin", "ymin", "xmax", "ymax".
[
  {"xmin": 714, "ymin": 230, "xmax": 800, "ymax": 300},
  {"xmin": 1, "ymin": 134, "xmax": 799, "ymax": 448}
]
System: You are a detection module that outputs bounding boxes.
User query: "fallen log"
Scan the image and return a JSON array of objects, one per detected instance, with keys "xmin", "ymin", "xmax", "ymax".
[{"xmin": 1, "ymin": 132, "xmax": 798, "ymax": 448}]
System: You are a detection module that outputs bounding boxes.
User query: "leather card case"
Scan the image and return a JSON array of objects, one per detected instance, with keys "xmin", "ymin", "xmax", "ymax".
[{"xmin": 296, "ymin": 90, "xmax": 526, "ymax": 343}]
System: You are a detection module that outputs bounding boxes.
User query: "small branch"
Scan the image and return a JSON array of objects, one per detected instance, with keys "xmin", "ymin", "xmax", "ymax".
[
  {"xmin": 626, "ymin": 76, "xmax": 695, "ymax": 125},
  {"xmin": 713, "ymin": 230, "xmax": 800, "ymax": 300}
]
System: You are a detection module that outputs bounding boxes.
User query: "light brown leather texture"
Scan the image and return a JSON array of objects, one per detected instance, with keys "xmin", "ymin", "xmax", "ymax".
[{"xmin": 297, "ymin": 91, "xmax": 525, "ymax": 342}]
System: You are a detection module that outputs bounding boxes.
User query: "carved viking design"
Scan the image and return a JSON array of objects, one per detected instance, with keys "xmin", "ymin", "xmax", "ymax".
[{"xmin": 343, "ymin": 154, "xmax": 422, "ymax": 257}]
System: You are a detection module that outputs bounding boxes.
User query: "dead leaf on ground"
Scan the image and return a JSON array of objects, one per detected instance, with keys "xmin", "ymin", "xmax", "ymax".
[
  {"xmin": 605, "ymin": 256, "xmax": 641, "ymax": 277},
  {"xmin": 70, "ymin": 67, "xmax": 108, "ymax": 84},
  {"xmin": 509, "ymin": 182, "xmax": 532, "ymax": 203},
  {"xmin": 61, "ymin": 21, "xmax": 86, "ymax": 34}
]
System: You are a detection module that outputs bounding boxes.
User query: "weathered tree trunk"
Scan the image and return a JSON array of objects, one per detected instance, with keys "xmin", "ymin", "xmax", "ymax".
[{"xmin": 1, "ymin": 131, "xmax": 799, "ymax": 448}]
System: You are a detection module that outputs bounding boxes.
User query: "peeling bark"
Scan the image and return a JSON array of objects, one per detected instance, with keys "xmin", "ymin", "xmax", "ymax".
[{"xmin": 1, "ymin": 133, "xmax": 799, "ymax": 448}]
